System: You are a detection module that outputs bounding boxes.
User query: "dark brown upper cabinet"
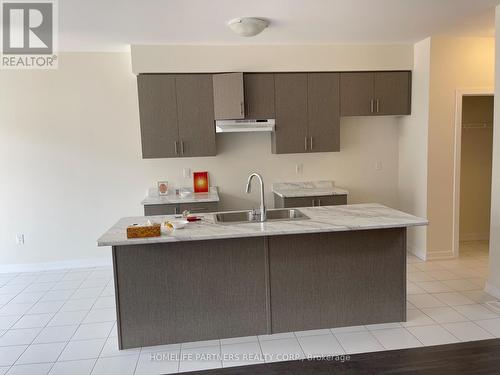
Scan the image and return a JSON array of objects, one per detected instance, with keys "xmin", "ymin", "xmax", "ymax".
[
  {"xmin": 243, "ymin": 73, "xmax": 275, "ymax": 119},
  {"xmin": 340, "ymin": 71, "xmax": 411, "ymax": 116},
  {"xmin": 307, "ymin": 73, "xmax": 340, "ymax": 152},
  {"xmin": 213, "ymin": 72, "xmax": 276, "ymax": 120},
  {"xmin": 137, "ymin": 75, "xmax": 179, "ymax": 158},
  {"xmin": 272, "ymin": 72, "xmax": 340, "ymax": 154},
  {"xmin": 137, "ymin": 74, "xmax": 216, "ymax": 159},
  {"xmin": 176, "ymin": 74, "xmax": 217, "ymax": 157},
  {"xmin": 373, "ymin": 71, "xmax": 411, "ymax": 115},
  {"xmin": 213, "ymin": 73, "xmax": 245, "ymax": 120},
  {"xmin": 272, "ymin": 73, "xmax": 309, "ymax": 154}
]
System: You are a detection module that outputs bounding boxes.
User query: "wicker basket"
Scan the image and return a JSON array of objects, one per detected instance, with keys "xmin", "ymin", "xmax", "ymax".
[{"xmin": 126, "ymin": 224, "xmax": 161, "ymax": 239}]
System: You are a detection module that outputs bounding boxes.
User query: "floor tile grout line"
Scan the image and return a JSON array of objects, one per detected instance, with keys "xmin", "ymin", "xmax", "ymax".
[
  {"xmin": 40, "ymin": 268, "xmax": 102, "ymax": 374},
  {"xmin": 2, "ymin": 249, "xmax": 497, "ymax": 372},
  {"xmin": 291, "ymin": 332, "xmax": 307, "ymax": 359},
  {"xmin": 255, "ymin": 335, "xmax": 265, "ymax": 367},
  {"xmin": 364, "ymin": 327, "xmax": 387, "ymax": 351},
  {"xmin": 85, "ymin": 280, "xmax": 119, "ymax": 375},
  {"xmin": 6, "ymin": 267, "xmax": 100, "ymax": 372}
]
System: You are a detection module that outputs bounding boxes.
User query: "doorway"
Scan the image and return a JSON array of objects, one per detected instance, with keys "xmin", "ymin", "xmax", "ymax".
[{"xmin": 453, "ymin": 92, "xmax": 494, "ymax": 258}]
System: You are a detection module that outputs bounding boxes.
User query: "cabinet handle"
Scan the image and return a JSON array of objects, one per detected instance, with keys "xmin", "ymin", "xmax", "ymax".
[
  {"xmin": 240, "ymin": 101, "xmax": 244, "ymax": 116},
  {"xmin": 310, "ymin": 137, "xmax": 313, "ymax": 151},
  {"xmin": 174, "ymin": 141, "xmax": 179, "ymax": 155},
  {"xmin": 304, "ymin": 137, "xmax": 308, "ymax": 151},
  {"xmin": 174, "ymin": 207, "xmax": 178, "ymax": 215},
  {"xmin": 317, "ymin": 198, "xmax": 321, "ymax": 206},
  {"xmin": 312, "ymin": 199, "xmax": 315, "ymax": 207},
  {"xmin": 180, "ymin": 141, "xmax": 185, "ymax": 155},
  {"xmin": 370, "ymin": 99, "xmax": 374, "ymax": 113},
  {"xmin": 376, "ymin": 99, "xmax": 380, "ymax": 113}
]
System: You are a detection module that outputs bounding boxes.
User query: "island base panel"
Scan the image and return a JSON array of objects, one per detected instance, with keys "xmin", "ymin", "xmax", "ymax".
[
  {"xmin": 269, "ymin": 228, "xmax": 406, "ymax": 333},
  {"xmin": 112, "ymin": 228, "xmax": 406, "ymax": 348},
  {"xmin": 112, "ymin": 237, "xmax": 269, "ymax": 349}
]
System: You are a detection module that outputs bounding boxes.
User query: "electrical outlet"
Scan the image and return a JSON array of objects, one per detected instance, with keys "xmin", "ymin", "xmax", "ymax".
[
  {"xmin": 183, "ymin": 168, "xmax": 191, "ymax": 179},
  {"xmin": 295, "ymin": 164, "xmax": 303, "ymax": 174},
  {"xmin": 375, "ymin": 161, "xmax": 383, "ymax": 171},
  {"xmin": 16, "ymin": 234, "xmax": 24, "ymax": 246}
]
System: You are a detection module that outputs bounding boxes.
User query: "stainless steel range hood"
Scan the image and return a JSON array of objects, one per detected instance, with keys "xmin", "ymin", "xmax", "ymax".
[{"xmin": 215, "ymin": 119, "xmax": 275, "ymax": 133}]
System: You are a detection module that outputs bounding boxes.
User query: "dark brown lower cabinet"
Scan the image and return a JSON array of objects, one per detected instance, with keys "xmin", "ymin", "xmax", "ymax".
[
  {"xmin": 112, "ymin": 229, "xmax": 406, "ymax": 349},
  {"xmin": 268, "ymin": 229, "xmax": 406, "ymax": 333},
  {"xmin": 143, "ymin": 202, "xmax": 219, "ymax": 216},
  {"xmin": 274, "ymin": 194, "xmax": 347, "ymax": 208},
  {"xmin": 113, "ymin": 237, "xmax": 269, "ymax": 348}
]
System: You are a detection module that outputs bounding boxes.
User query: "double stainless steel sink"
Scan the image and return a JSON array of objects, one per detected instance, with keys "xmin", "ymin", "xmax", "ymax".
[{"xmin": 214, "ymin": 208, "xmax": 309, "ymax": 224}]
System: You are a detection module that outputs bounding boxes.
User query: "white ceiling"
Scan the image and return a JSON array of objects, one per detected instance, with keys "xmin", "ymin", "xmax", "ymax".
[{"xmin": 59, "ymin": 0, "xmax": 500, "ymax": 51}]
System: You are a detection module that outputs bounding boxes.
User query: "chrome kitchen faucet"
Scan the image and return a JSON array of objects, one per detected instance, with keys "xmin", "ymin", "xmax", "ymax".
[{"xmin": 245, "ymin": 173, "xmax": 266, "ymax": 222}]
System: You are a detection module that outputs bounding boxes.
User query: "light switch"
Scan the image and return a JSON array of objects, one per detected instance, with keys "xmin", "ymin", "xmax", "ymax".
[
  {"xmin": 296, "ymin": 164, "xmax": 303, "ymax": 174},
  {"xmin": 375, "ymin": 161, "xmax": 383, "ymax": 171},
  {"xmin": 183, "ymin": 168, "xmax": 191, "ymax": 179}
]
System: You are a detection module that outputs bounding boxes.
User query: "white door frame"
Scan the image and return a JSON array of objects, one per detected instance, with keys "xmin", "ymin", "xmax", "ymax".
[{"xmin": 452, "ymin": 87, "xmax": 494, "ymax": 257}]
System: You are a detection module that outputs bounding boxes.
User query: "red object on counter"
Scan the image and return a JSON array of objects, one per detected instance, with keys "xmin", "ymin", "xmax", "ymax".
[
  {"xmin": 193, "ymin": 171, "xmax": 209, "ymax": 193},
  {"xmin": 187, "ymin": 216, "xmax": 201, "ymax": 222}
]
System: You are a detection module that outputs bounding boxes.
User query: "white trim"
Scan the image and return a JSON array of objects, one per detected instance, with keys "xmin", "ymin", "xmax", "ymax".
[
  {"xmin": 453, "ymin": 88, "xmax": 494, "ymax": 259},
  {"xmin": 407, "ymin": 245, "xmax": 427, "ymax": 261},
  {"xmin": 0, "ymin": 257, "xmax": 112, "ymax": 274},
  {"xmin": 485, "ymin": 281, "xmax": 500, "ymax": 300},
  {"xmin": 459, "ymin": 233, "xmax": 490, "ymax": 241},
  {"xmin": 426, "ymin": 250, "xmax": 456, "ymax": 260}
]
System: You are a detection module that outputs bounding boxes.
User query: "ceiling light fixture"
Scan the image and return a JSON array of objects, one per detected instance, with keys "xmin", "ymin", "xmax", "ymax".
[{"xmin": 227, "ymin": 17, "xmax": 269, "ymax": 37}]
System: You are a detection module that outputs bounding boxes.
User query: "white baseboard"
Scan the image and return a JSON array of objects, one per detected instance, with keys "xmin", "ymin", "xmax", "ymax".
[
  {"xmin": 485, "ymin": 281, "xmax": 500, "ymax": 300},
  {"xmin": 407, "ymin": 245, "xmax": 426, "ymax": 261},
  {"xmin": 460, "ymin": 233, "xmax": 489, "ymax": 242},
  {"xmin": 426, "ymin": 250, "xmax": 456, "ymax": 260},
  {"xmin": 0, "ymin": 257, "xmax": 112, "ymax": 274}
]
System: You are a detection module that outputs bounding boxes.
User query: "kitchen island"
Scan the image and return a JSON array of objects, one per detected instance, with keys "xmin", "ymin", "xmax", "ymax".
[{"xmin": 98, "ymin": 203, "xmax": 427, "ymax": 349}]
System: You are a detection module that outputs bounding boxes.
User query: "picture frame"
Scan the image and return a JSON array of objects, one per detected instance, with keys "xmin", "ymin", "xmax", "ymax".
[
  {"xmin": 157, "ymin": 181, "xmax": 169, "ymax": 196},
  {"xmin": 193, "ymin": 171, "xmax": 209, "ymax": 193}
]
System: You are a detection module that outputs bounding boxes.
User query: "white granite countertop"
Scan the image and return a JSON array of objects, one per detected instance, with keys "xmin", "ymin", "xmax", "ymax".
[
  {"xmin": 141, "ymin": 187, "xmax": 219, "ymax": 205},
  {"xmin": 272, "ymin": 181, "xmax": 349, "ymax": 198},
  {"xmin": 98, "ymin": 203, "xmax": 427, "ymax": 247}
]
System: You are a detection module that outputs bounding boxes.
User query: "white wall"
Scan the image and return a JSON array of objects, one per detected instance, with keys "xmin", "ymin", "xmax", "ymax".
[
  {"xmin": 426, "ymin": 36, "xmax": 494, "ymax": 259},
  {"xmin": 487, "ymin": 5, "xmax": 500, "ymax": 298},
  {"xmin": 397, "ymin": 38, "xmax": 431, "ymax": 259},
  {"xmin": 0, "ymin": 52, "xmax": 402, "ymax": 269},
  {"xmin": 131, "ymin": 44, "xmax": 413, "ymax": 73}
]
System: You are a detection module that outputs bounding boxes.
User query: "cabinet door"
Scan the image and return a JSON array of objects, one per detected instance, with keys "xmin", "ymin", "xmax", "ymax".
[
  {"xmin": 316, "ymin": 195, "xmax": 347, "ymax": 206},
  {"xmin": 212, "ymin": 73, "xmax": 245, "ymax": 120},
  {"xmin": 144, "ymin": 204, "xmax": 178, "ymax": 216},
  {"xmin": 374, "ymin": 71, "xmax": 411, "ymax": 115},
  {"xmin": 307, "ymin": 73, "xmax": 340, "ymax": 152},
  {"xmin": 272, "ymin": 73, "xmax": 308, "ymax": 154},
  {"xmin": 282, "ymin": 196, "xmax": 318, "ymax": 208},
  {"xmin": 243, "ymin": 73, "xmax": 275, "ymax": 119},
  {"xmin": 137, "ymin": 75, "xmax": 179, "ymax": 158},
  {"xmin": 176, "ymin": 74, "xmax": 217, "ymax": 157},
  {"xmin": 340, "ymin": 72, "xmax": 374, "ymax": 116},
  {"xmin": 178, "ymin": 202, "xmax": 219, "ymax": 214}
]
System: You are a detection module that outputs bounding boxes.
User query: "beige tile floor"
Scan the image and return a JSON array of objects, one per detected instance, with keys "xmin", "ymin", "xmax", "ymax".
[{"xmin": 0, "ymin": 241, "xmax": 498, "ymax": 374}]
